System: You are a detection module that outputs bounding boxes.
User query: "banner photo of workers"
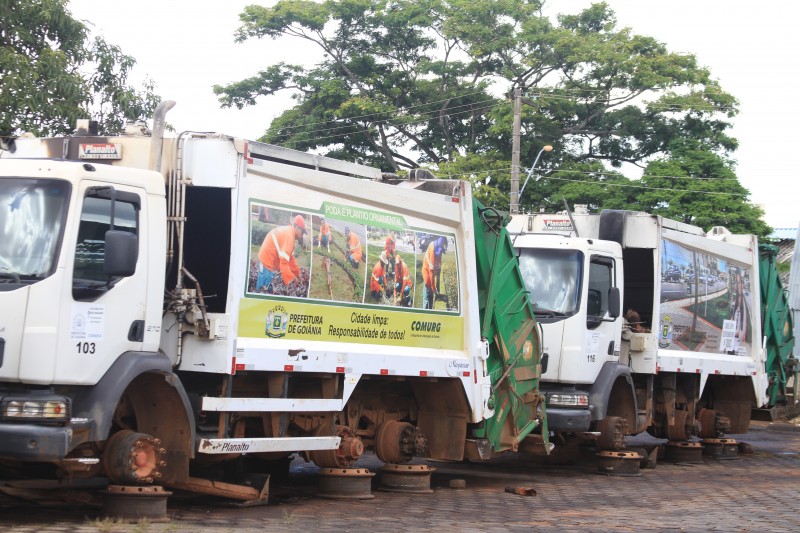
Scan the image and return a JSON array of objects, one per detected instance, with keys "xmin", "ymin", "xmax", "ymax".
[
  {"xmin": 366, "ymin": 227, "xmax": 416, "ymax": 307},
  {"xmin": 308, "ymin": 216, "xmax": 367, "ymax": 303},
  {"xmin": 414, "ymin": 232, "xmax": 460, "ymax": 312},
  {"xmin": 247, "ymin": 203, "xmax": 311, "ymax": 298}
]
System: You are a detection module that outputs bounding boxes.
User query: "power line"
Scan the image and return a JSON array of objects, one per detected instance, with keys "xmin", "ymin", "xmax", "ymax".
[
  {"xmin": 415, "ymin": 166, "xmax": 749, "ymax": 197},
  {"xmin": 413, "ymin": 164, "xmax": 743, "ymax": 183},
  {"xmin": 556, "ymin": 169, "xmax": 742, "ymax": 182},
  {"xmin": 269, "ymin": 90, "xmax": 496, "ymax": 135},
  {"xmin": 280, "ymin": 101, "xmax": 502, "ymax": 147},
  {"xmin": 543, "ymin": 175, "xmax": 747, "ymax": 197},
  {"xmin": 270, "ymin": 86, "xmax": 734, "ymax": 142},
  {"xmin": 274, "ymin": 96, "xmax": 499, "ymax": 139},
  {"xmin": 524, "ymin": 91, "xmax": 736, "ymax": 113}
]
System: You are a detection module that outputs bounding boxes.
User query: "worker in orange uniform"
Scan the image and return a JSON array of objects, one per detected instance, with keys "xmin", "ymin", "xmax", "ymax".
[
  {"xmin": 318, "ymin": 217, "xmax": 331, "ymax": 252},
  {"xmin": 422, "ymin": 236, "xmax": 447, "ymax": 309},
  {"xmin": 394, "ymin": 254, "xmax": 412, "ymax": 307},
  {"xmin": 384, "ymin": 231, "xmax": 397, "ymax": 277},
  {"xmin": 256, "ymin": 214, "xmax": 307, "ymax": 292},
  {"xmin": 370, "ymin": 251, "xmax": 389, "ymax": 301},
  {"xmin": 344, "ymin": 227, "xmax": 362, "ymax": 268}
]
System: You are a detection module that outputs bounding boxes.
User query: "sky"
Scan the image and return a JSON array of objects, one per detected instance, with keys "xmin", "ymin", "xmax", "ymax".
[{"xmin": 67, "ymin": 1, "xmax": 800, "ymax": 229}]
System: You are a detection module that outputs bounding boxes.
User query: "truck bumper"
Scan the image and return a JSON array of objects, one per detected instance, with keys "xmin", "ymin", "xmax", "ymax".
[
  {"xmin": 0, "ymin": 423, "xmax": 76, "ymax": 461},
  {"xmin": 544, "ymin": 408, "xmax": 592, "ymax": 432}
]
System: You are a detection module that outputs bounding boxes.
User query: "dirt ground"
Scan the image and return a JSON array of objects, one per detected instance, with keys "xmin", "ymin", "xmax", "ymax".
[{"xmin": 2, "ymin": 419, "xmax": 799, "ymax": 532}]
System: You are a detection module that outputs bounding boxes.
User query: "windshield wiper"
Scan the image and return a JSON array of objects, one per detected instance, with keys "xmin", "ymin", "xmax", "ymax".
[
  {"xmin": 0, "ymin": 268, "xmax": 21, "ymax": 284},
  {"xmin": 532, "ymin": 307, "xmax": 567, "ymax": 318}
]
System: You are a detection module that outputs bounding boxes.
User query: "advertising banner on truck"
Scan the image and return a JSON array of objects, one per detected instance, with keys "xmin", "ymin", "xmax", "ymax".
[
  {"xmin": 238, "ymin": 200, "xmax": 464, "ymax": 349},
  {"xmin": 658, "ymin": 238, "xmax": 752, "ymax": 355}
]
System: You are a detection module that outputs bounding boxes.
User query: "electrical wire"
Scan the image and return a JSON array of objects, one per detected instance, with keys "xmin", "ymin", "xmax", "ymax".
[
  {"xmin": 267, "ymin": 90, "xmax": 496, "ymax": 134},
  {"xmin": 385, "ymin": 164, "xmax": 744, "ymax": 184},
  {"xmin": 280, "ymin": 101, "xmax": 502, "ymax": 146},
  {"xmin": 411, "ymin": 166, "xmax": 750, "ymax": 198},
  {"xmin": 523, "ymin": 92, "xmax": 736, "ymax": 113},
  {"xmin": 273, "ymin": 96, "xmax": 499, "ymax": 139},
  {"xmin": 269, "ymin": 86, "xmax": 734, "ymax": 143},
  {"xmin": 543, "ymin": 175, "xmax": 748, "ymax": 197}
]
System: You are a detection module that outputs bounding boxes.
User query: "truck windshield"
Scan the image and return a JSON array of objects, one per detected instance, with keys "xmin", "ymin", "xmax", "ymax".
[
  {"xmin": 0, "ymin": 178, "xmax": 71, "ymax": 287},
  {"xmin": 518, "ymin": 248, "xmax": 583, "ymax": 317}
]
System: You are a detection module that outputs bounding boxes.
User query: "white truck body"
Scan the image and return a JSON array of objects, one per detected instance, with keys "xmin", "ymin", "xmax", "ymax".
[
  {"xmin": 1, "ymin": 124, "xmax": 527, "ymax": 486},
  {"xmin": 509, "ymin": 209, "xmax": 766, "ymax": 440}
]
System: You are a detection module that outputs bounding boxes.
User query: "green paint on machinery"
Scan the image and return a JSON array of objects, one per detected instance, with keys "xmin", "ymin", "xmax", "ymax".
[
  {"xmin": 758, "ymin": 244, "xmax": 796, "ymax": 405},
  {"xmin": 471, "ymin": 200, "xmax": 549, "ymax": 454}
]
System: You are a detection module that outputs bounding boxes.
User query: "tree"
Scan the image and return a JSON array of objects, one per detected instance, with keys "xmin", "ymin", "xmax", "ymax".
[
  {"xmin": 215, "ymin": 0, "xmax": 519, "ymax": 171},
  {"xmin": 0, "ymin": 0, "xmax": 160, "ymax": 137},
  {"xmin": 636, "ymin": 146, "xmax": 770, "ymax": 235},
  {"xmin": 216, "ymin": 0, "xmax": 767, "ymax": 235}
]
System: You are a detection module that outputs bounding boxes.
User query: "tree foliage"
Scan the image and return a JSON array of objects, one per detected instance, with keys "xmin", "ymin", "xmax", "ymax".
[
  {"xmin": 0, "ymin": 0, "xmax": 160, "ymax": 137},
  {"xmin": 216, "ymin": 0, "xmax": 768, "ymax": 236}
]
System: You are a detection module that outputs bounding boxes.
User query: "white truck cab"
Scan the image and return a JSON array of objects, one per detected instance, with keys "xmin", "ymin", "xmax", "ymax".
[
  {"xmin": 510, "ymin": 208, "xmax": 767, "ymax": 449},
  {"xmin": 510, "ymin": 220, "xmax": 627, "ymax": 438}
]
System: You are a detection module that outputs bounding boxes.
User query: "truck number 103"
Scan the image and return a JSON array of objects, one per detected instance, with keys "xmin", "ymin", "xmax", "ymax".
[{"xmin": 76, "ymin": 342, "xmax": 96, "ymax": 354}]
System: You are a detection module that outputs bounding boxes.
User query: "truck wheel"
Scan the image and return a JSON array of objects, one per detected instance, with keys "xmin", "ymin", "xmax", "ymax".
[
  {"xmin": 596, "ymin": 416, "xmax": 627, "ymax": 450},
  {"xmin": 698, "ymin": 408, "xmax": 731, "ymax": 438},
  {"xmin": 375, "ymin": 420, "xmax": 428, "ymax": 464},
  {"xmin": 309, "ymin": 424, "xmax": 364, "ymax": 469},
  {"xmin": 666, "ymin": 410, "xmax": 691, "ymax": 441},
  {"xmin": 102, "ymin": 430, "xmax": 166, "ymax": 485}
]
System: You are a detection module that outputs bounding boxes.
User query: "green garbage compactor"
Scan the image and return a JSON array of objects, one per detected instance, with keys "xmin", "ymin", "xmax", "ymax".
[
  {"xmin": 759, "ymin": 244, "xmax": 796, "ymax": 406},
  {"xmin": 469, "ymin": 200, "xmax": 550, "ymax": 455}
]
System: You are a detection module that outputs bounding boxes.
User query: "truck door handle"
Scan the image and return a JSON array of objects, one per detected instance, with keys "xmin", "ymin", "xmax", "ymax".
[
  {"xmin": 607, "ymin": 341, "xmax": 615, "ymax": 355},
  {"xmin": 128, "ymin": 320, "xmax": 145, "ymax": 342}
]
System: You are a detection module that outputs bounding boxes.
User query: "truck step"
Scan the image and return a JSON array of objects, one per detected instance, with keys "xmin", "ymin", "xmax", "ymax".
[
  {"xmin": 198, "ymin": 436, "xmax": 341, "ymax": 455},
  {"xmin": 201, "ymin": 397, "xmax": 343, "ymax": 413},
  {"xmin": 750, "ymin": 407, "xmax": 776, "ymax": 421}
]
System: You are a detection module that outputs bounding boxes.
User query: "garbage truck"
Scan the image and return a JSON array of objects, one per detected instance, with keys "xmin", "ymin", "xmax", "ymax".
[
  {"xmin": 508, "ymin": 208, "xmax": 794, "ymax": 451},
  {"xmin": 0, "ymin": 102, "xmax": 547, "ymax": 499}
]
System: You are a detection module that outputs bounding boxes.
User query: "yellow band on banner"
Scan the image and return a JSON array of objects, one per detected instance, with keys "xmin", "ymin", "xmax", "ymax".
[{"xmin": 238, "ymin": 298, "xmax": 464, "ymax": 350}]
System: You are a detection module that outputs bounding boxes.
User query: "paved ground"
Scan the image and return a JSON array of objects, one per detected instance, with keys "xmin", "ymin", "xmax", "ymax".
[{"xmin": 1, "ymin": 421, "xmax": 798, "ymax": 532}]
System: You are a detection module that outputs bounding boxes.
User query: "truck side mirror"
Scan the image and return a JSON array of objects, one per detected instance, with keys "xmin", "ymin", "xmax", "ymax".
[
  {"xmin": 608, "ymin": 287, "xmax": 621, "ymax": 319},
  {"xmin": 104, "ymin": 230, "xmax": 138, "ymax": 277}
]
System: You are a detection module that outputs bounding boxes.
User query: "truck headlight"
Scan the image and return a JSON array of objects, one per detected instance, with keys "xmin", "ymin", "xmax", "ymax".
[
  {"xmin": 1, "ymin": 397, "xmax": 69, "ymax": 421},
  {"xmin": 547, "ymin": 392, "xmax": 589, "ymax": 408},
  {"xmin": 5, "ymin": 400, "xmax": 22, "ymax": 417},
  {"xmin": 23, "ymin": 401, "xmax": 44, "ymax": 417}
]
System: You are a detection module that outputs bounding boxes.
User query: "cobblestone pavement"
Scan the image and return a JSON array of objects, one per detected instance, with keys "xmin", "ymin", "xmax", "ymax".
[{"xmin": 1, "ymin": 422, "xmax": 798, "ymax": 533}]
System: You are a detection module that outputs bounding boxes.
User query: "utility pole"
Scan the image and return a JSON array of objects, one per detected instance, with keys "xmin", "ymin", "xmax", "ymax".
[{"xmin": 510, "ymin": 86, "xmax": 522, "ymax": 214}]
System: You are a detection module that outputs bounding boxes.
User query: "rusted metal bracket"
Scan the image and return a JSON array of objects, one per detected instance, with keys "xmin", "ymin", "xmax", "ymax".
[{"xmin": 168, "ymin": 475, "xmax": 269, "ymax": 506}]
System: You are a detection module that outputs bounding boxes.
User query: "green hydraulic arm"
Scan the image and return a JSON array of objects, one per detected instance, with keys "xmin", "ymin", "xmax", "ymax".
[
  {"xmin": 758, "ymin": 244, "xmax": 796, "ymax": 405},
  {"xmin": 471, "ymin": 201, "xmax": 549, "ymax": 454}
]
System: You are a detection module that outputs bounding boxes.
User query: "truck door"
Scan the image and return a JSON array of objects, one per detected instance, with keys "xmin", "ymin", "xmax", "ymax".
[
  {"xmin": 582, "ymin": 254, "xmax": 620, "ymax": 372},
  {"xmin": 20, "ymin": 182, "xmax": 149, "ymax": 385}
]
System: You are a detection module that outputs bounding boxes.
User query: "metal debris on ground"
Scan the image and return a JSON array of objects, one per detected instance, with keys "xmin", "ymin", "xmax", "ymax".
[{"xmin": 504, "ymin": 486, "xmax": 537, "ymax": 496}]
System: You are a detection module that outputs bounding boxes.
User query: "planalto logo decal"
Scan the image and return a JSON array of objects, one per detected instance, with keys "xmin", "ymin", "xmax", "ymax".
[
  {"xmin": 542, "ymin": 218, "xmax": 572, "ymax": 231},
  {"xmin": 265, "ymin": 305, "xmax": 289, "ymax": 338},
  {"xmin": 78, "ymin": 143, "xmax": 122, "ymax": 160}
]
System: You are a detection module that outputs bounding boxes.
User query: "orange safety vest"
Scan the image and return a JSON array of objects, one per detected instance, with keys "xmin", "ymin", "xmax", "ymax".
[
  {"xmin": 346, "ymin": 232, "xmax": 362, "ymax": 263},
  {"xmin": 370, "ymin": 261, "xmax": 386, "ymax": 292},
  {"xmin": 395, "ymin": 260, "xmax": 412, "ymax": 291},
  {"xmin": 384, "ymin": 235, "xmax": 396, "ymax": 255},
  {"xmin": 259, "ymin": 225, "xmax": 300, "ymax": 285},
  {"xmin": 422, "ymin": 242, "xmax": 437, "ymax": 291},
  {"xmin": 319, "ymin": 222, "xmax": 331, "ymax": 239}
]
